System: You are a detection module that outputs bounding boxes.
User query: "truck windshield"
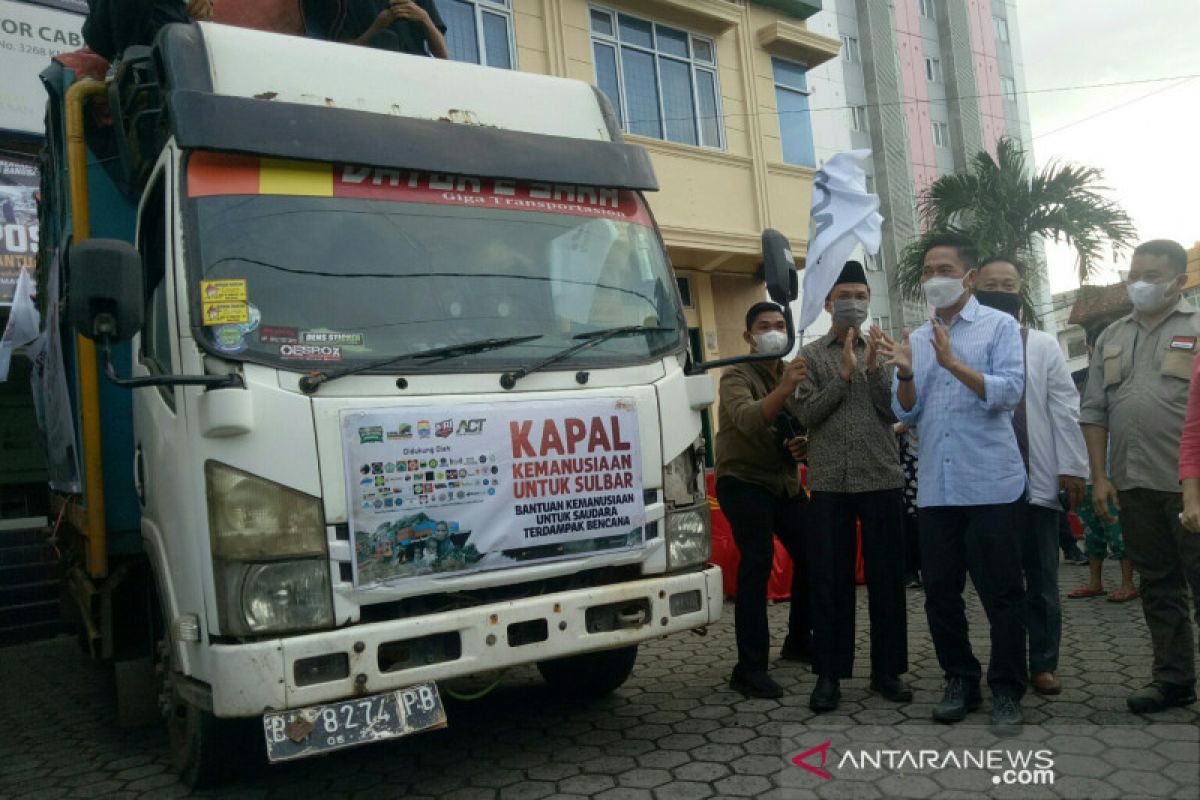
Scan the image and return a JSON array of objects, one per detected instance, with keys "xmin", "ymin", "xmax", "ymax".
[{"xmin": 184, "ymin": 155, "xmax": 684, "ymax": 372}]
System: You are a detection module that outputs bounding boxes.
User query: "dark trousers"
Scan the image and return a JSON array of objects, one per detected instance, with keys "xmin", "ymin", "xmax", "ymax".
[
  {"xmin": 716, "ymin": 476, "xmax": 809, "ymax": 674},
  {"xmin": 1020, "ymin": 504, "xmax": 1062, "ymax": 674},
  {"xmin": 808, "ymin": 489, "xmax": 908, "ymax": 678},
  {"xmin": 1119, "ymin": 489, "xmax": 1200, "ymax": 687},
  {"xmin": 920, "ymin": 502, "xmax": 1028, "ymax": 700}
]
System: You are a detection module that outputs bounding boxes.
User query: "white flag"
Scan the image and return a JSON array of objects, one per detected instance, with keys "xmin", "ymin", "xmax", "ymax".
[
  {"xmin": 796, "ymin": 150, "xmax": 883, "ymax": 333},
  {"xmin": 0, "ymin": 267, "xmax": 40, "ymax": 381}
]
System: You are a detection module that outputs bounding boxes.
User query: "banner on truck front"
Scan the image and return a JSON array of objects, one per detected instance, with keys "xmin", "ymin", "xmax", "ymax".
[
  {"xmin": 0, "ymin": 0, "xmax": 85, "ymax": 134},
  {"xmin": 342, "ymin": 399, "xmax": 645, "ymax": 589},
  {"xmin": 0, "ymin": 153, "xmax": 38, "ymax": 305}
]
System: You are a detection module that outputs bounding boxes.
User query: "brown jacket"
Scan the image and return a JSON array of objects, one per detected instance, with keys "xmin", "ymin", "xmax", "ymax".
[{"xmin": 714, "ymin": 360, "xmax": 802, "ymax": 498}]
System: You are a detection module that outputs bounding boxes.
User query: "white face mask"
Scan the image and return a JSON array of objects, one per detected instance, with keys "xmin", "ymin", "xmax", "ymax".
[
  {"xmin": 752, "ymin": 330, "xmax": 789, "ymax": 355},
  {"xmin": 1126, "ymin": 280, "xmax": 1177, "ymax": 314},
  {"xmin": 922, "ymin": 276, "xmax": 967, "ymax": 310}
]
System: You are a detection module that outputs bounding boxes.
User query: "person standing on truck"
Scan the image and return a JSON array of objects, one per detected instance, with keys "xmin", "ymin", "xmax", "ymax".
[
  {"xmin": 715, "ymin": 302, "xmax": 812, "ymax": 699},
  {"xmin": 794, "ymin": 260, "xmax": 909, "ymax": 713},
  {"xmin": 82, "ymin": 0, "xmax": 213, "ymax": 62},
  {"xmin": 326, "ymin": 0, "xmax": 449, "ymax": 58}
]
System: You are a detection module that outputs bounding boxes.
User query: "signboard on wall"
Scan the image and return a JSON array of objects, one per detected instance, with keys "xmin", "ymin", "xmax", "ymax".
[
  {"xmin": 0, "ymin": 0, "xmax": 86, "ymax": 134},
  {"xmin": 0, "ymin": 153, "xmax": 37, "ymax": 306},
  {"xmin": 15, "ymin": 0, "xmax": 87, "ymax": 14}
]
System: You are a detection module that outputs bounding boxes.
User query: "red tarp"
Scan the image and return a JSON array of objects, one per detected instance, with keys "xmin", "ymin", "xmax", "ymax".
[{"xmin": 708, "ymin": 470, "xmax": 864, "ymax": 601}]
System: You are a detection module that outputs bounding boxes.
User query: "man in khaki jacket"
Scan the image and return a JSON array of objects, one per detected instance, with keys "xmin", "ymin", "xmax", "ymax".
[{"xmin": 714, "ymin": 302, "xmax": 809, "ymax": 698}]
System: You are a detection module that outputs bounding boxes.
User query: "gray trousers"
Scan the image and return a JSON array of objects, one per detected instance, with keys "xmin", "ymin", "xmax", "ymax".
[
  {"xmin": 1020, "ymin": 504, "xmax": 1062, "ymax": 674},
  {"xmin": 1120, "ymin": 489, "xmax": 1200, "ymax": 687}
]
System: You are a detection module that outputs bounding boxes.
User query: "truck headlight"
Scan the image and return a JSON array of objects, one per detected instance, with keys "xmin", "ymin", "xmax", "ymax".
[
  {"xmin": 206, "ymin": 462, "xmax": 332, "ymax": 636},
  {"xmin": 666, "ymin": 503, "xmax": 711, "ymax": 571},
  {"xmin": 663, "ymin": 440, "xmax": 710, "ymax": 571},
  {"xmin": 206, "ymin": 461, "xmax": 325, "ymax": 559}
]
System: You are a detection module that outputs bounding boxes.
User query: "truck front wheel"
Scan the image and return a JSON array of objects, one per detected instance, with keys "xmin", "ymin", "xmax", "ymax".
[
  {"xmin": 537, "ymin": 645, "xmax": 638, "ymax": 698},
  {"xmin": 158, "ymin": 641, "xmax": 259, "ymax": 788}
]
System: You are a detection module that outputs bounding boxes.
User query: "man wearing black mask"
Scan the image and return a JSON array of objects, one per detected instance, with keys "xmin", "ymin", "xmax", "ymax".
[
  {"xmin": 974, "ymin": 256, "xmax": 1088, "ymax": 697},
  {"xmin": 795, "ymin": 261, "xmax": 909, "ymax": 712}
]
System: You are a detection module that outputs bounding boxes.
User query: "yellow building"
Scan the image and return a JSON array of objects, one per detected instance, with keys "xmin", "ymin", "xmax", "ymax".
[{"xmin": 483, "ymin": 0, "xmax": 839, "ymax": 362}]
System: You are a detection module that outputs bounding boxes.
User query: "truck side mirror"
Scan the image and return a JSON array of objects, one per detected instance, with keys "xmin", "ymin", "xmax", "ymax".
[
  {"xmin": 68, "ymin": 239, "xmax": 144, "ymax": 342},
  {"xmin": 761, "ymin": 229, "xmax": 799, "ymax": 305}
]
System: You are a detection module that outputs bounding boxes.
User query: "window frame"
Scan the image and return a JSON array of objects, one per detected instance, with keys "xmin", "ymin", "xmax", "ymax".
[
  {"xmin": 924, "ymin": 56, "xmax": 942, "ymax": 83},
  {"xmin": 589, "ymin": 4, "xmax": 725, "ymax": 151},
  {"xmin": 1000, "ymin": 75, "xmax": 1017, "ymax": 102},
  {"xmin": 771, "ymin": 56, "xmax": 815, "ymax": 167},
  {"xmin": 435, "ymin": 0, "xmax": 517, "ymax": 69},
  {"xmin": 136, "ymin": 171, "xmax": 177, "ymax": 410},
  {"xmin": 840, "ymin": 34, "xmax": 859, "ymax": 64},
  {"xmin": 994, "ymin": 16, "xmax": 1010, "ymax": 43},
  {"xmin": 918, "ymin": 0, "xmax": 936, "ymax": 20},
  {"xmin": 932, "ymin": 121, "xmax": 950, "ymax": 148},
  {"xmin": 849, "ymin": 105, "xmax": 868, "ymax": 133}
]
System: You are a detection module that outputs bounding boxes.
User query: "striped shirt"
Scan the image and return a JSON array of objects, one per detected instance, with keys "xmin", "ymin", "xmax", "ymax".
[{"xmin": 891, "ymin": 296, "xmax": 1026, "ymax": 507}]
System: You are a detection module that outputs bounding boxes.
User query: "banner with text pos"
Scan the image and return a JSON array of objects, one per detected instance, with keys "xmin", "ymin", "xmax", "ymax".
[
  {"xmin": 342, "ymin": 398, "xmax": 644, "ymax": 589},
  {"xmin": 797, "ymin": 150, "xmax": 883, "ymax": 334}
]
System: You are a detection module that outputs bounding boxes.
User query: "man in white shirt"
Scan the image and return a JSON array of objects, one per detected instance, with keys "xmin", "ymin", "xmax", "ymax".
[{"xmin": 974, "ymin": 257, "xmax": 1089, "ymax": 696}]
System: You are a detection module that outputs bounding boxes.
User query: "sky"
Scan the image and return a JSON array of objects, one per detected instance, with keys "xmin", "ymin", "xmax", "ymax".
[{"xmin": 1013, "ymin": 0, "xmax": 1200, "ymax": 294}]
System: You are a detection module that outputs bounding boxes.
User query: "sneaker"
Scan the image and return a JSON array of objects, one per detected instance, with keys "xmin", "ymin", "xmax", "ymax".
[
  {"xmin": 870, "ymin": 673, "xmax": 913, "ymax": 702},
  {"xmin": 932, "ymin": 677, "xmax": 981, "ymax": 723},
  {"xmin": 1127, "ymin": 682, "xmax": 1197, "ymax": 714},
  {"xmin": 729, "ymin": 669, "xmax": 784, "ymax": 699},
  {"xmin": 809, "ymin": 675, "xmax": 841, "ymax": 712},
  {"xmin": 779, "ymin": 636, "xmax": 814, "ymax": 664},
  {"xmin": 990, "ymin": 695, "xmax": 1023, "ymax": 730}
]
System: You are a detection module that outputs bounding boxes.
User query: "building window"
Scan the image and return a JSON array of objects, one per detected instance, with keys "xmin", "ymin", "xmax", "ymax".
[
  {"xmin": 434, "ymin": 0, "xmax": 515, "ymax": 68},
  {"xmin": 918, "ymin": 0, "xmax": 935, "ymax": 20},
  {"xmin": 864, "ymin": 174, "xmax": 875, "ymax": 193},
  {"xmin": 924, "ymin": 56, "xmax": 942, "ymax": 83},
  {"xmin": 1066, "ymin": 334, "xmax": 1087, "ymax": 360},
  {"xmin": 772, "ymin": 58, "xmax": 815, "ymax": 166},
  {"xmin": 590, "ymin": 6, "xmax": 724, "ymax": 149},
  {"xmin": 849, "ymin": 105, "xmax": 868, "ymax": 133},
  {"xmin": 840, "ymin": 35, "xmax": 859, "ymax": 64},
  {"xmin": 676, "ymin": 276, "xmax": 694, "ymax": 308},
  {"xmin": 1000, "ymin": 75, "xmax": 1017, "ymax": 102},
  {"xmin": 994, "ymin": 16, "xmax": 1010, "ymax": 43},
  {"xmin": 932, "ymin": 121, "xmax": 950, "ymax": 148}
]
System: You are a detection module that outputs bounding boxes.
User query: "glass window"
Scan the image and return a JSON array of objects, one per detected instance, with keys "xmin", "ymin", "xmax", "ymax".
[
  {"xmin": 994, "ymin": 16, "xmax": 1010, "ymax": 43},
  {"xmin": 772, "ymin": 59, "xmax": 814, "ymax": 167},
  {"xmin": 590, "ymin": 6, "xmax": 724, "ymax": 149},
  {"xmin": 840, "ymin": 35, "xmax": 859, "ymax": 64},
  {"xmin": 925, "ymin": 56, "xmax": 942, "ymax": 83},
  {"xmin": 932, "ymin": 121, "xmax": 950, "ymax": 148},
  {"xmin": 1000, "ymin": 75, "xmax": 1017, "ymax": 102},
  {"xmin": 918, "ymin": 0, "xmax": 935, "ymax": 19},
  {"xmin": 433, "ymin": 0, "xmax": 514, "ymax": 68},
  {"xmin": 849, "ymin": 105, "xmax": 868, "ymax": 133}
]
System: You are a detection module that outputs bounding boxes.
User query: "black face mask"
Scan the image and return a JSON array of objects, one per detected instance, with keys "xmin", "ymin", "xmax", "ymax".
[{"xmin": 974, "ymin": 289, "xmax": 1023, "ymax": 319}]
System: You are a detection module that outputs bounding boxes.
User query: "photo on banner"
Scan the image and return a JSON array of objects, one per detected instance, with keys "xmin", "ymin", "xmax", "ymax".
[{"xmin": 0, "ymin": 153, "xmax": 39, "ymax": 306}]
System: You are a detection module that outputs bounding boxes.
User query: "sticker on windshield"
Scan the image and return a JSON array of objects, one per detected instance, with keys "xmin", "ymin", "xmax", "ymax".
[
  {"xmin": 202, "ymin": 301, "xmax": 249, "ymax": 326},
  {"xmin": 301, "ymin": 330, "xmax": 365, "ymax": 346},
  {"xmin": 211, "ymin": 324, "xmax": 248, "ymax": 355},
  {"xmin": 279, "ymin": 343, "xmax": 342, "ymax": 361},
  {"xmin": 260, "ymin": 325, "xmax": 299, "ymax": 344},
  {"xmin": 235, "ymin": 303, "xmax": 261, "ymax": 335},
  {"xmin": 200, "ymin": 279, "xmax": 248, "ymax": 303}
]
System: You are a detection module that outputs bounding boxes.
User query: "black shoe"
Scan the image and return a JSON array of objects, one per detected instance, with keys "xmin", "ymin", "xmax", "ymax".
[
  {"xmin": 904, "ymin": 574, "xmax": 923, "ymax": 588},
  {"xmin": 870, "ymin": 673, "xmax": 913, "ymax": 702},
  {"xmin": 779, "ymin": 636, "xmax": 814, "ymax": 664},
  {"xmin": 729, "ymin": 669, "xmax": 784, "ymax": 699},
  {"xmin": 990, "ymin": 695, "xmax": 1023, "ymax": 730},
  {"xmin": 932, "ymin": 677, "xmax": 981, "ymax": 723},
  {"xmin": 1127, "ymin": 682, "xmax": 1197, "ymax": 713},
  {"xmin": 809, "ymin": 675, "xmax": 841, "ymax": 712},
  {"xmin": 1064, "ymin": 549, "xmax": 1089, "ymax": 565}
]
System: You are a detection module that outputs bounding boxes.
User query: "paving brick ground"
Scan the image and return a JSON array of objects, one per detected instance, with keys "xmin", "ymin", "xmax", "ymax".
[{"xmin": 1, "ymin": 560, "xmax": 1197, "ymax": 799}]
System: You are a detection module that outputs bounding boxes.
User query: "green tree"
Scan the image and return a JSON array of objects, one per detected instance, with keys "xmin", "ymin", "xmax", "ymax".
[{"xmin": 896, "ymin": 137, "xmax": 1136, "ymax": 324}]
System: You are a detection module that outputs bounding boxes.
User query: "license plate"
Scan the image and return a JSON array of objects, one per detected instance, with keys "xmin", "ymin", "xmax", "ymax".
[{"xmin": 262, "ymin": 682, "xmax": 447, "ymax": 762}]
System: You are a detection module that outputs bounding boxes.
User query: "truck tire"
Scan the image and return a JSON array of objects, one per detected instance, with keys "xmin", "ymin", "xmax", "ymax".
[
  {"xmin": 537, "ymin": 645, "xmax": 638, "ymax": 698},
  {"xmin": 158, "ymin": 640, "xmax": 260, "ymax": 788}
]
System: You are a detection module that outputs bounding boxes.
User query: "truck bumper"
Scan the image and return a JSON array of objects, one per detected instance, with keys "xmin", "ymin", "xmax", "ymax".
[{"xmin": 206, "ymin": 566, "xmax": 723, "ymax": 717}]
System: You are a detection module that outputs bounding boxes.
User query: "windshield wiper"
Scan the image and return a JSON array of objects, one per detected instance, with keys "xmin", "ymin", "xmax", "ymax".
[
  {"xmin": 499, "ymin": 325, "xmax": 676, "ymax": 390},
  {"xmin": 298, "ymin": 334, "xmax": 543, "ymax": 394}
]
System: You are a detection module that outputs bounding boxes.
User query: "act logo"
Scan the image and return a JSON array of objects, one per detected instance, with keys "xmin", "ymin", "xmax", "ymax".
[
  {"xmin": 792, "ymin": 741, "xmax": 833, "ymax": 781},
  {"xmin": 457, "ymin": 418, "xmax": 485, "ymax": 435}
]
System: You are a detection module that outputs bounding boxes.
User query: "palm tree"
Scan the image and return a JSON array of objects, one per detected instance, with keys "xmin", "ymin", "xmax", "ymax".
[{"xmin": 896, "ymin": 137, "xmax": 1136, "ymax": 323}]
